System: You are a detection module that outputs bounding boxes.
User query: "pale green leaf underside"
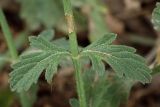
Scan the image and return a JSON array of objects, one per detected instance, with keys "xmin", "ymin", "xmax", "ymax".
[
  {"xmin": 81, "ymin": 33, "xmax": 152, "ymax": 83},
  {"xmin": 9, "ymin": 30, "xmax": 70, "ymax": 92}
]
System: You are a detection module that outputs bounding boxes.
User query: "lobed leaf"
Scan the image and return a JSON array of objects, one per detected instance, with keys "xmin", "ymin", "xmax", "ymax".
[
  {"xmin": 81, "ymin": 33, "xmax": 152, "ymax": 83},
  {"xmin": 85, "ymin": 33, "xmax": 116, "ymax": 49},
  {"xmin": 45, "ymin": 55, "xmax": 62, "ymax": 83},
  {"xmin": 29, "ymin": 36, "xmax": 62, "ymax": 51},
  {"xmin": 9, "ymin": 30, "xmax": 70, "ymax": 92},
  {"xmin": 105, "ymin": 56, "xmax": 151, "ymax": 83}
]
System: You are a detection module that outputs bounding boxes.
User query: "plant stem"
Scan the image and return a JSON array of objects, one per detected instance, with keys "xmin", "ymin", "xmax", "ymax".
[
  {"xmin": 0, "ymin": 9, "xmax": 18, "ymax": 61},
  {"xmin": 63, "ymin": 0, "xmax": 87, "ymax": 107},
  {"xmin": 0, "ymin": 8, "xmax": 32, "ymax": 107}
]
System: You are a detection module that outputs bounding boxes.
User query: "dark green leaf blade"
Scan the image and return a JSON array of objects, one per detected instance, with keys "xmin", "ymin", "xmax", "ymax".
[
  {"xmin": 105, "ymin": 55, "xmax": 151, "ymax": 83},
  {"xmin": 81, "ymin": 33, "xmax": 152, "ymax": 83}
]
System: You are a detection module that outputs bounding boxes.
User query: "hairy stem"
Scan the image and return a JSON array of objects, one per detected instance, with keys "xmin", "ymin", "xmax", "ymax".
[
  {"xmin": 63, "ymin": 0, "xmax": 87, "ymax": 107},
  {"xmin": 0, "ymin": 8, "xmax": 32, "ymax": 107}
]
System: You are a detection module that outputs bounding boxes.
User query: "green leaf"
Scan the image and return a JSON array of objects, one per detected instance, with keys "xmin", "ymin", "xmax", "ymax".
[
  {"xmin": 9, "ymin": 30, "xmax": 70, "ymax": 92},
  {"xmin": 99, "ymin": 77, "xmax": 132, "ymax": 107},
  {"xmin": 45, "ymin": 55, "xmax": 62, "ymax": 83},
  {"xmin": 86, "ymin": 0, "xmax": 109, "ymax": 42},
  {"xmin": 152, "ymin": 3, "xmax": 160, "ymax": 30},
  {"xmin": 89, "ymin": 54, "xmax": 105, "ymax": 76},
  {"xmin": 53, "ymin": 37, "xmax": 70, "ymax": 50},
  {"xmin": 71, "ymin": 0, "xmax": 86, "ymax": 7},
  {"xmin": 19, "ymin": 85, "xmax": 37, "ymax": 107},
  {"xmin": 39, "ymin": 29, "xmax": 54, "ymax": 41},
  {"xmin": 70, "ymin": 98, "xmax": 79, "ymax": 107},
  {"xmin": 82, "ymin": 70, "xmax": 133, "ymax": 107},
  {"xmin": 105, "ymin": 54, "xmax": 151, "ymax": 83},
  {"xmin": 18, "ymin": 0, "xmax": 63, "ymax": 30},
  {"xmin": 86, "ymin": 33, "xmax": 116, "ymax": 49},
  {"xmin": 0, "ymin": 32, "xmax": 27, "ymax": 71},
  {"xmin": 89, "ymin": 9, "xmax": 109, "ymax": 42},
  {"xmin": 81, "ymin": 33, "xmax": 152, "ymax": 83}
]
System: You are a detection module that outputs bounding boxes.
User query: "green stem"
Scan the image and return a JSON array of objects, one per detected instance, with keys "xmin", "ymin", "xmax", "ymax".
[
  {"xmin": 0, "ymin": 8, "xmax": 32, "ymax": 107},
  {"xmin": 73, "ymin": 59, "xmax": 87, "ymax": 107},
  {"xmin": 0, "ymin": 9, "xmax": 18, "ymax": 61},
  {"xmin": 63, "ymin": 0, "xmax": 87, "ymax": 107}
]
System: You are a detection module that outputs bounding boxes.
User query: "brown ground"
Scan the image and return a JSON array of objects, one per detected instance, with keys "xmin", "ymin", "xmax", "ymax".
[{"xmin": 0, "ymin": 0, "xmax": 160, "ymax": 107}]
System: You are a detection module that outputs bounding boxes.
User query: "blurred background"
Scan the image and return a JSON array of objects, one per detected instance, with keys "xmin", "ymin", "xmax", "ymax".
[{"xmin": 0, "ymin": 0, "xmax": 160, "ymax": 107}]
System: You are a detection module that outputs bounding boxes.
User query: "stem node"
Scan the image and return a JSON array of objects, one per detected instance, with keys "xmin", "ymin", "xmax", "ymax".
[{"xmin": 63, "ymin": 0, "xmax": 87, "ymax": 107}]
